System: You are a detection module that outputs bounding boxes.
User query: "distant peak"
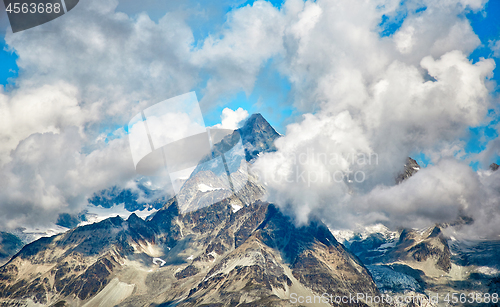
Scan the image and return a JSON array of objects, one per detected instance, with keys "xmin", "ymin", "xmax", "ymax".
[
  {"xmin": 127, "ymin": 213, "xmax": 139, "ymax": 221},
  {"xmin": 490, "ymin": 163, "xmax": 499, "ymax": 171},
  {"xmin": 396, "ymin": 157, "xmax": 420, "ymax": 184},
  {"xmin": 109, "ymin": 215, "xmax": 124, "ymax": 225},
  {"xmin": 407, "ymin": 157, "xmax": 418, "ymax": 165},
  {"xmin": 248, "ymin": 113, "xmax": 265, "ymax": 120},
  {"xmin": 428, "ymin": 225, "xmax": 442, "ymax": 238}
]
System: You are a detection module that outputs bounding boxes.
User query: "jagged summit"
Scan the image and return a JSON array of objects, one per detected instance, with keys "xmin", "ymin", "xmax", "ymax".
[
  {"xmin": 240, "ymin": 113, "xmax": 273, "ymax": 132},
  {"xmin": 396, "ymin": 157, "xmax": 420, "ymax": 184},
  {"xmin": 0, "ymin": 200, "xmax": 380, "ymax": 306},
  {"xmin": 238, "ymin": 113, "xmax": 280, "ymax": 161},
  {"xmin": 56, "ymin": 114, "xmax": 279, "ymax": 229}
]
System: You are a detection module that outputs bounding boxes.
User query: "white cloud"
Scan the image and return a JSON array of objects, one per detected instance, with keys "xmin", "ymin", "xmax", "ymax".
[
  {"xmin": 0, "ymin": 83, "xmax": 84, "ymax": 165},
  {"xmin": 0, "ymin": 0, "xmax": 281, "ymax": 228},
  {"xmin": 395, "ymin": 25, "xmax": 416, "ymax": 54},
  {"xmin": 192, "ymin": 1, "xmax": 284, "ymax": 106},
  {"xmin": 213, "ymin": 107, "xmax": 249, "ymax": 130},
  {"xmin": 252, "ymin": 0, "xmax": 499, "ymax": 238},
  {"xmin": 490, "ymin": 39, "xmax": 500, "ymax": 58},
  {"xmin": 0, "ymin": 128, "xmax": 136, "ymax": 228}
]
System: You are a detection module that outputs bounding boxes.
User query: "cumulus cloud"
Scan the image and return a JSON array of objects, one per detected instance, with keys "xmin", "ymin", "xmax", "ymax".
[
  {"xmin": 0, "ymin": 0, "xmax": 283, "ymax": 228},
  {"xmin": 252, "ymin": 0, "xmax": 499, "ymax": 238},
  {"xmin": 490, "ymin": 39, "xmax": 500, "ymax": 58},
  {"xmin": 213, "ymin": 107, "xmax": 249, "ymax": 130},
  {"xmin": 0, "ymin": 129, "xmax": 136, "ymax": 228},
  {"xmin": 192, "ymin": 1, "xmax": 284, "ymax": 106},
  {"xmin": 0, "ymin": 0, "xmax": 197, "ymax": 228},
  {"xmin": 0, "ymin": 83, "xmax": 84, "ymax": 165}
]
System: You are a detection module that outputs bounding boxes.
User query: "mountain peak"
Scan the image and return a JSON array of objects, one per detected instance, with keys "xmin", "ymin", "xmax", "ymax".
[
  {"xmin": 127, "ymin": 212, "xmax": 140, "ymax": 222},
  {"xmin": 490, "ymin": 163, "xmax": 499, "ymax": 171},
  {"xmin": 238, "ymin": 113, "xmax": 280, "ymax": 161},
  {"xmin": 240, "ymin": 113, "xmax": 276, "ymax": 135},
  {"xmin": 245, "ymin": 112, "xmax": 266, "ymax": 124},
  {"xmin": 396, "ymin": 157, "xmax": 420, "ymax": 184}
]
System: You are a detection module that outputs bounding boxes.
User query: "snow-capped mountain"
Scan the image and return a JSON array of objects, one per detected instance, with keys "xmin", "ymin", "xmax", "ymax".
[
  {"xmin": 2, "ymin": 116, "xmax": 499, "ymax": 307},
  {"xmin": 0, "ymin": 114, "xmax": 380, "ymax": 306}
]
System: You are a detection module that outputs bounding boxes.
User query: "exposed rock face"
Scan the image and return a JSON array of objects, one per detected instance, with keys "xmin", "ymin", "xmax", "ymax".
[
  {"xmin": 88, "ymin": 184, "xmax": 169, "ymax": 212},
  {"xmin": 0, "ymin": 214, "xmax": 155, "ymax": 305},
  {"xmin": 238, "ymin": 113, "xmax": 280, "ymax": 161},
  {"xmin": 178, "ymin": 113, "xmax": 277, "ymax": 214},
  {"xmin": 0, "ymin": 233, "xmax": 23, "ymax": 267},
  {"xmin": 396, "ymin": 157, "xmax": 420, "ymax": 184},
  {"xmin": 348, "ymin": 225, "xmax": 451, "ymax": 274},
  {"xmin": 337, "ymin": 157, "xmax": 500, "ymax": 303},
  {"xmin": 394, "ymin": 226, "xmax": 451, "ymax": 273}
]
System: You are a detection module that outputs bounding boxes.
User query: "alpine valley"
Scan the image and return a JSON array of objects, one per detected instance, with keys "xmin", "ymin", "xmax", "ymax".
[{"xmin": 1, "ymin": 115, "xmax": 499, "ymax": 307}]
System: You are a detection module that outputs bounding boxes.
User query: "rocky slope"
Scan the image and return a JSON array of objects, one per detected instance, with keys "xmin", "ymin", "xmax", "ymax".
[{"xmin": 490, "ymin": 163, "xmax": 499, "ymax": 171}]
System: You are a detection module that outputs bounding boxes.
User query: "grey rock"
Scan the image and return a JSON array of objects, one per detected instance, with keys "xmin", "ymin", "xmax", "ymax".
[{"xmin": 396, "ymin": 157, "xmax": 420, "ymax": 184}]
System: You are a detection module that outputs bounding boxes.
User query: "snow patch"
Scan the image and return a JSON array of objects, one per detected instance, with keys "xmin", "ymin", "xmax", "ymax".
[
  {"xmin": 10, "ymin": 224, "xmax": 69, "ymax": 243},
  {"xmin": 198, "ymin": 183, "xmax": 223, "ymax": 192},
  {"xmin": 476, "ymin": 266, "xmax": 500, "ymax": 276},
  {"xmin": 367, "ymin": 265, "xmax": 421, "ymax": 292},
  {"xmin": 208, "ymin": 251, "xmax": 218, "ymax": 259},
  {"xmin": 79, "ymin": 203, "xmax": 158, "ymax": 227},
  {"xmin": 329, "ymin": 223, "xmax": 398, "ymax": 244},
  {"xmin": 231, "ymin": 204, "xmax": 242, "ymax": 213},
  {"xmin": 152, "ymin": 257, "xmax": 166, "ymax": 267},
  {"xmin": 377, "ymin": 242, "xmax": 397, "ymax": 250}
]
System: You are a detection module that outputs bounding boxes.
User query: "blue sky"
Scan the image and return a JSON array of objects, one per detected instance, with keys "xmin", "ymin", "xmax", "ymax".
[
  {"xmin": 200, "ymin": 58, "xmax": 295, "ymax": 133},
  {"xmin": 0, "ymin": 37, "xmax": 17, "ymax": 86},
  {"xmin": 1, "ymin": 0, "xmax": 499, "ymax": 166}
]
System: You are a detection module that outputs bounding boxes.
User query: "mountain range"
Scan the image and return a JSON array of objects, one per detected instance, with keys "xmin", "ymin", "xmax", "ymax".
[{"xmin": 1, "ymin": 114, "xmax": 499, "ymax": 306}]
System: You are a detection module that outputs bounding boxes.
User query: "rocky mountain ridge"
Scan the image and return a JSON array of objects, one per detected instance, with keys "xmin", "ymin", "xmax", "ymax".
[{"xmin": 0, "ymin": 199, "xmax": 380, "ymax": 306}]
